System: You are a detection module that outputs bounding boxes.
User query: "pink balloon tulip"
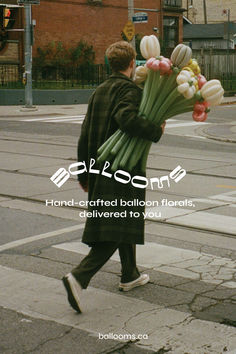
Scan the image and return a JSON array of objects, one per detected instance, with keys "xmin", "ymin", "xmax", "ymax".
[
  {"xmin": 151, "ymin": 60, "xmax": 160, "ymax": 71},
  {"xmin": 197, "ymin": 74, "xmax": 207, "ymax": 89},
  {"xmin": 159, "ymin": 60, "xmax": 171, "ymax": 74},
  {"xmin": 146, "ymin": 58, "xmax": 156, "ymax": 69}
]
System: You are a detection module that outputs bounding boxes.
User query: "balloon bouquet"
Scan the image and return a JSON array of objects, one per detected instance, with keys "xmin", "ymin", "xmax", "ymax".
[{"xmin": 97, "ymin": 35, "xmax": 224, "ymax": 173}]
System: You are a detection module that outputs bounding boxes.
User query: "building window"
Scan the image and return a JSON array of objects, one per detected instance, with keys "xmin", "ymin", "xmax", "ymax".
[
  {"xmin": 164, "ymin": 0, "xmax": 182, "ymax": 7},
  {"xmin": 163, "ymin": 16, "xmax": 179, "ymax": 49},
  {"xmin": 87, "ymin": 0, "xmax": 102, "ymax": 5}
]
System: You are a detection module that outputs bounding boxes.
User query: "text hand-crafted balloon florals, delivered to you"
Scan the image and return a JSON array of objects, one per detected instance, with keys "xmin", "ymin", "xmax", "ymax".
[{"xmin": 97, "ymin": 35, "xmax": 224, "ymax": 173}]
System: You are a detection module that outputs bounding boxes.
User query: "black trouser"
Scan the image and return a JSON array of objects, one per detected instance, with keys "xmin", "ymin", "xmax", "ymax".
[{"xmin": 71, "ymin": 242, "xmax": 140, "ymax": 289}]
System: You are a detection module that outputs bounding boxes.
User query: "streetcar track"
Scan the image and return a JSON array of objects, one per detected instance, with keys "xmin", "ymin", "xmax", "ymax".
[
  {"xmin": 0, "ymin": 139, "xmax": 235, "ymax": 175},
  {"xmin": 0, "ymin": 150, "xmax": 76, "ymax": 161},
  {"xmin": 0, "ymin": 136, "xmax": 75, "ymax": 147},
  {"xmin": 0, "ymin": 192, "xmax": 235, "ymax": 239},
  {"xmin": 1, "ymin": 168, "xmax": 235, "ymax": 210},
  {"xmin": 1, "ymin": 146, "xmax": 234, "ymax": 178},
  {"xmin": 147, "ymin": 167, "xmax": 236, "ymax": 180},
  {"xmin": 1, "ymin": 136, "xmax": 235, "ymax": 161},
  {"xmin": 0, "ymin": 166, "xmax": 235, "ymax": 182}
]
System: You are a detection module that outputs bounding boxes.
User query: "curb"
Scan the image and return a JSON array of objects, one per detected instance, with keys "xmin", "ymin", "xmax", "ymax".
[
  {"xmin": 197, "ymin": 124, "xmax": 236, "ymax": 143},
  {"xmin": 220, "ymin": 101, "xmax": 236, "ymax": 105},
  {"xmin": 201, "ymin": 134, "xmax": 236, "ymax": 144}
]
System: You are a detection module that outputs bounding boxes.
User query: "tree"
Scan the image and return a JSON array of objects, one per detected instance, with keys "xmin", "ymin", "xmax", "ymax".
[{"xmin": 33, "ymin": 40, "xmax": 95, "ymax": 68}]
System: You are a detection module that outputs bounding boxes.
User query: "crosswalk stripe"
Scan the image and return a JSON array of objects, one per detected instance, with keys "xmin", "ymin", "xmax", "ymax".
[
  {"xmin": 70, "ymin": 121, "xmax": 84, "ymax": 124},
  {"xmin": 168, "ymin": 210, "xmax": 236, "ymax": 235},
  {"xmin": 1, "ymin": 265, "xmax": 236, "ymax": 353},
  {"xmin": 53, "ymin": 241, "xmax": 236, "ymax": 288},
  {"xmin": 43, "ymin": 117, "xmax": 84, "ymax": 123},
  {"xmin": 166, "ymin": 121, "xmax": 209, "ymax": 128},
  {"xmin": 0, "ymin": 224, "xmax": 85, "ymax": 252},
  {"xmin": 21, "ymin": 115, "xmax": 85, "ymax": 122},
  {"xmin": 182, "ymin": 134, "xmax": 207, "ymax": 139},
  {"xmin": 144, "ymin": 205, "xmax": 236, "ymax": 235},
  {"xmin": 18, "ymin": 116, "xmax": 214, "ymax": 133}
]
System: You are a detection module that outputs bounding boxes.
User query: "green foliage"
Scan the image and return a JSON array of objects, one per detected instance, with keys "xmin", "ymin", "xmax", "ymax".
[
  {"xmin": 33, "ymin": 40, "xmax": 95, "ymax": 68},
  {"xmin": 135, "ymin": 33, "xmax": 144, "ymax": 60},
  {"xmin": 69, "ymin": 40, "xmax": 95, "ymax": 67}
]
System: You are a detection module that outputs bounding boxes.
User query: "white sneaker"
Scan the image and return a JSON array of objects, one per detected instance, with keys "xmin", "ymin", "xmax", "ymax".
[
  {"xmin": 62, "ymin": 273, "xmax": 82, "ymax": 313},
  {"xmin": 119, "ymin": 274, "xmax": 150, "ymax": 292}
]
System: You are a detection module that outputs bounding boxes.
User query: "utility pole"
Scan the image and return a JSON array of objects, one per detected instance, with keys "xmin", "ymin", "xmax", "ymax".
[
  {"xmin": 128, "ymin": 0, "xmax": 135, "ymax": 50},
  {"xmin": 203, "ymin": 0, "xmax": 207, "ymax": 24},
  {"xmin": 24, "ymin": 3, "xmax": 33, "ymax": 107},
  {"xmin": 222, "ymin": 8, "xmax": 231, "ymax": 75},
  {"xmin": 227, "ymin": 8, "xmax": 230, "ymax": 75}
]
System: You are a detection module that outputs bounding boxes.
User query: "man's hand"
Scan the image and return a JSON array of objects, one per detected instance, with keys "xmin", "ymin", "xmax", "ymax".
[
  {"xmin": 79, "ymin": 181, "xmax": 88, "ymax": 192},
  {"xmin": 161, "ymin": 121, "xmax": 166, "ymax": 134}
]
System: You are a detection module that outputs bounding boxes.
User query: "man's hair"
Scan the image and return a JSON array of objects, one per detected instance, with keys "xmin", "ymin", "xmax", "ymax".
[{"xmin": 106, "ymin": 41, "xmax": 136, "ymax": 72}]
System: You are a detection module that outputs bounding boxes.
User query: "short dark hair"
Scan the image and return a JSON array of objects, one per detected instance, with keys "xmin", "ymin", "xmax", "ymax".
[{"xmin": 106, "ymin": 41, "xmax": 136, "ymax": 72}]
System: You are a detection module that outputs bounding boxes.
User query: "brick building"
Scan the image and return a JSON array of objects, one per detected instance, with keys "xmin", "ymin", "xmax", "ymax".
[
  {"xmin": 1, "ymin": 0, "xmax": 185, "ymax": 65},
  {"xmin": 183, "ymin": 0, "xmax": 236, "ymax": 24}
]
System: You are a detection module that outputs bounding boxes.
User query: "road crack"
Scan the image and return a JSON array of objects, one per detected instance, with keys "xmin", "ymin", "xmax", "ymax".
[{"xmin": 24, "ymin": 326, "xmax": 74, "ymax": 353}]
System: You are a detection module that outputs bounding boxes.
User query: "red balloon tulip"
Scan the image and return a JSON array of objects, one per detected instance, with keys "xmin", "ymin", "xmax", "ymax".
[
  {"xmin": 194, "ymin": 102, "xmax": 205, "ymax": 113},
  {"xmin": 193, "ymin": 111, "xmax": 207, "ymax": 122}
]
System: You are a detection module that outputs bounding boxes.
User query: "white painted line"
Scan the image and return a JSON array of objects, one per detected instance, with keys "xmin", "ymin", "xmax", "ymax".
[
  {"xmin": 168, "ymin": 211, "xmax": 236, "ymax": 235},
  {"xmin": 145, "ymin": 206, "xmax": 193, "ymax": 221},
  {"xmin": 166, "ymin": 122, "xmax": 209, "ymax": 128},
  {"xmin": 53, "ymin": 241, "xmax": 202, "ymax": 268},
  {"xmin": 182, "ymin": 135, "xmax": 207, "ymax": 139},
  {"xmin": 0, "ymin": 224, "xmax": 85, "ymax": 252},
  {"xmin": 209, "ymin": 190, "xmax": 236, "ymax": 203},
  {"xmin": 0, "ymin": 265, "xmax": 161, "ymax": 335},
  {"xmin": 70, "ymin": 121, "xmax": 84, "ymax": 124},
  {"xmin": 53, "ymin": 241, "xmax": 236, "ymax": 288},
  {"xmin": 22, "ymin": 115, "xmax": 85, "ymax": 122},
  {"xmin": 0, "ymin": 199, "xmax": 84, "ymax": 221},
  {"xmin": 1, "ymin": 265, "xmax": 236, "ymax": 353},
  {"xmin": 193, "ymin": 198, "xmax": 228, "ymax": 206},
  {"xmin": 43, "ymin": 117, "xmax": 84, "ymax": 123}
]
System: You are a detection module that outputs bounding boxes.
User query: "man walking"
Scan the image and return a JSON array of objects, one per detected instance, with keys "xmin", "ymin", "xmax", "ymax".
[{"xmin": 62, "ymin": 41, "xmax": 165, "ymax": 313}]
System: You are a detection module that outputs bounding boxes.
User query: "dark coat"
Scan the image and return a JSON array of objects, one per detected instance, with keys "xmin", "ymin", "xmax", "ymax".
[{"xmin": 77, "ymin": 72, "xmax": 162, "ymax": 246}]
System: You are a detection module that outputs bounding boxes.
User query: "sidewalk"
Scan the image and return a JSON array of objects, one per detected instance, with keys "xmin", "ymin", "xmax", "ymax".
[
  {"xmin": 0, "ymin": 104, "xmax": 88, "ymax": 118},
  {"xmin": 221, "ymin": 95, "xmax": 236, "ymax": 105},
  {"xmin": 0, "ymin": 95, "xmax": 235, "ymax": 117}
]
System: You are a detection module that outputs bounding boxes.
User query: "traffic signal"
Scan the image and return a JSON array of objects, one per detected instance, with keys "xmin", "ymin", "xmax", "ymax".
[
  {"xmin": 4, "ymin": 8, "xmax": 11, "ymax": 28},
  {"xmin": 2, "ymin": 6, "xmax": 16, "ymax": 29}
]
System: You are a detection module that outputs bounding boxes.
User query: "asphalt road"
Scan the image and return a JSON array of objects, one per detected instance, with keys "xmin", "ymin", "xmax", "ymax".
[{"xmin": 0, "ymin": 105, "xmax": 236, "ymax": 354}]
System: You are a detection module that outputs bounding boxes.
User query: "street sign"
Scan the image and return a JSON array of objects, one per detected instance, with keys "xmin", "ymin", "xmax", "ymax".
[
  {"xmin": 17, "ymin": 0, "xmax": 40, "ymax": 4},
  {"xmin": 123, "ymin": 20, "xmax": 135, "ymax": 42},
  {"xmin": 132, "ymin": 12, "xmax": 148, "ymax": 24}
]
